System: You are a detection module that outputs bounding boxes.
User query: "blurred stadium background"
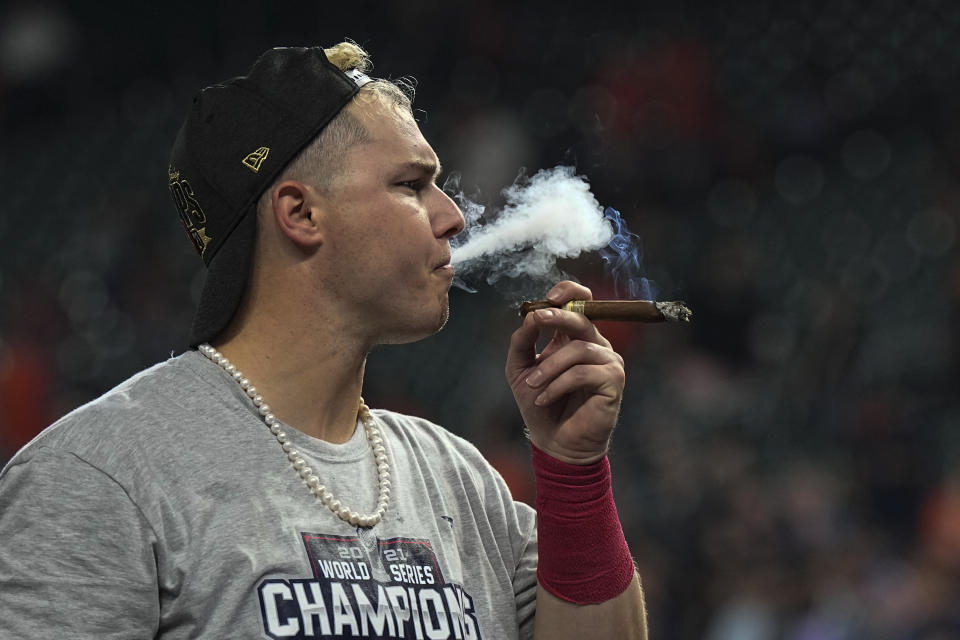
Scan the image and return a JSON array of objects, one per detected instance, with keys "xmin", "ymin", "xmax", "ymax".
[{"xmin": 1, "ymin": 1, "xmax": 958, "ymax": 637}]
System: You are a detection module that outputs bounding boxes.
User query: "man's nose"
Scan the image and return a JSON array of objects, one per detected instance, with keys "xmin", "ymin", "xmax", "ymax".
[{"xmin": 432, "ymin": 187, "xmax": 466, "ymax": 239}]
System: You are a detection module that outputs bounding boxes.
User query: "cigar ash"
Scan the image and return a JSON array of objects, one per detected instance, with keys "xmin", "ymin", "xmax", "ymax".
[{"xmin": 654, "ymin": 301, "xmax": 693, "ymax": 323}]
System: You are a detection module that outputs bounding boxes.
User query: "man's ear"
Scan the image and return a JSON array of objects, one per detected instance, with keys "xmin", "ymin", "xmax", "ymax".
[{"xmin": 270, "ymin": 179, "xmax": 325, "ymax": 248}]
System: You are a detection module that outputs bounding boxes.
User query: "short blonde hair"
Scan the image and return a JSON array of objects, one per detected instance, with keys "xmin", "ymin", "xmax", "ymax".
[{"xmin": 257, "ymin": 41, "xmax": 415, "ymax": 210}]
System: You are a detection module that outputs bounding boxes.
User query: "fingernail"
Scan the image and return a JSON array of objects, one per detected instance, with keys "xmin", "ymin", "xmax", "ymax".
[
  {"xmin": 536, "ymin": 309, "xmax": 555, "ymax": 320},
  {"xmin": 535, "ymin": 392, "xmax": 548, "ymax": 406},
  {"xmin": 526, "ymin": 370, "xmax": 543, "ymax": 386}
]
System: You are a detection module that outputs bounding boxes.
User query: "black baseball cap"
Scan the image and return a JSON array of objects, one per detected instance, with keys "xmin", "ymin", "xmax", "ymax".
[{"xmin": 168, "ymin": 46, "xmax": 369, "ymax": 347}]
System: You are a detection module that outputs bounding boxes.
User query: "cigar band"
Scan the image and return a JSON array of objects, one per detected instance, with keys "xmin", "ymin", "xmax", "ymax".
[{"xmin": 562, "ymin": 300, "xmax": 586, "ymax": 314}]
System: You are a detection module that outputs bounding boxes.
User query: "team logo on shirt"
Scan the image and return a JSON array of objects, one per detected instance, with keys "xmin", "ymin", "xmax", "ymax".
[{"xmin": 257, "ymin": 532, "xmax": 483, "ymax": 639}]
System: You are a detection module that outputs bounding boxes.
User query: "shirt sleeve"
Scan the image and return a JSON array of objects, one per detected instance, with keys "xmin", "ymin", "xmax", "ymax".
[
  {"xmin": 0, "ymin": 446, "xmax": 160, "ymax": 638},
  {"xmin": 513, "ymin": 503, "xmax": 538, "ymax": 640}
]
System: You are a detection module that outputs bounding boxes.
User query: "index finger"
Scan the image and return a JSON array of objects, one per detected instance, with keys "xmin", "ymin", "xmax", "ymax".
[
  {"xmin": 528, "ymin": 307, "xmax": 609, "ymax": 348},
  {"xmin": 506, "ymin": 311, "xmax": 546, "ymax": 378}
]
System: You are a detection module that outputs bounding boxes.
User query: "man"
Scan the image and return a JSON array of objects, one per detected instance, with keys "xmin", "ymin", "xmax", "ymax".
[{"xmin": 0, "ymin": 44, "xmax": 647, "ymax": 638}]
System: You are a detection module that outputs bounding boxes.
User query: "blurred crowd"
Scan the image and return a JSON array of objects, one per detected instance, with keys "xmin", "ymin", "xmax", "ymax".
[{"xmin": 1, "ymin": 1, "xmax": 958, "ymax": 638}]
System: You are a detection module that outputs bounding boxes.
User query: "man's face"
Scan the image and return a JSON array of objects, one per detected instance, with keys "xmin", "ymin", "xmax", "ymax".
[{"xmin": 317, "ymin": 100, "xmax": 465, "ymax": 345}]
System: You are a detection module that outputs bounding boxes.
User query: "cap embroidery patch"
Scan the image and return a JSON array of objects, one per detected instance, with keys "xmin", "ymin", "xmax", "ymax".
[
  {"xmin": 169, "ymin": 166, "xmax": 213, "ymax": 256},
  {"xmin": 242, "ymin": 146, "xmax": 270, "ymax": 173}
]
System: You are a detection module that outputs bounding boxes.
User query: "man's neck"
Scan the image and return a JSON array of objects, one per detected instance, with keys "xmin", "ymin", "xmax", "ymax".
[{"xmin": 211, "ymin": 320, "xmax": 368, "ymax": 444}]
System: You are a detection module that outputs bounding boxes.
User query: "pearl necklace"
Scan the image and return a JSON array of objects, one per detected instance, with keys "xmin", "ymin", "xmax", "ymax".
[{"xmin": 198, "ymin": 343, "xmax": 391, "ymax": 528}]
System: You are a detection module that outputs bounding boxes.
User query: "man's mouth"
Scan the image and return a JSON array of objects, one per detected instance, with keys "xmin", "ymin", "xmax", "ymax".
[
  {"xmin": 433, "ymin": 254, "xmax": 452, "ymax": 270},
  {"xmin": 433, "ymin": 255, "xmax": 454, "ymax": 276}
]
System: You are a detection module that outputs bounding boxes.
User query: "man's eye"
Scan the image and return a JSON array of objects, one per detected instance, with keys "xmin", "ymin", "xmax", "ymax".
[{"xmin": 398, "ymin": 180, "xmax": 422, "ymax": 191}]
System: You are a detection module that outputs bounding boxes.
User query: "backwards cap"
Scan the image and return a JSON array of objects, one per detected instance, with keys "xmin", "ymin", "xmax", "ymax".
[{"xmin": 168, "ymin": 46, "xmax": 370, "ymax": 346}]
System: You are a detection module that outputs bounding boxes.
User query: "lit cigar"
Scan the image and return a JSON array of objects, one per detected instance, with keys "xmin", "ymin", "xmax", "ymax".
[{"xmin": 520, "ymin": 299, "xmax": 692, "ymax": 323}]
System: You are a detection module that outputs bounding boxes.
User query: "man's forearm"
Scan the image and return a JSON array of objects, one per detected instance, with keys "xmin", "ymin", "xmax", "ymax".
[
  {"xmin": 527, "ymin": 445, "xmax": 648, "ymax": 636},
  {"xmin": 533, "ymin": 573, "xmax": 648, "ymax": 640},
  {"xmin": 507, "ymin": 282, "xmax": 648, "ymax": 637}
]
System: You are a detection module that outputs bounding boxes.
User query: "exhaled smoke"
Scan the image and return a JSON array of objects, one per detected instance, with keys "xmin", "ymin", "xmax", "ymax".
[
  {"xmin": 601, "ymin": 206, "xmax": 658, "ymax": 300},
  {"xmin": 449, "ymin": 166, "xmax": 655, "ymax": 303}
]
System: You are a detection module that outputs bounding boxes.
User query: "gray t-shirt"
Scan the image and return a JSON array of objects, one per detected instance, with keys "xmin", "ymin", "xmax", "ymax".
[{"xmin": 0, "ymin": 351, "xmax": 538, "ymax": 639}]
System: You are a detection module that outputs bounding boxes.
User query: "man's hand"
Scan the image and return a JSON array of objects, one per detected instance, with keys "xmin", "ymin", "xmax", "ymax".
[{"xmin": 505, "ymin": 281, "xmax": 625, "ymax": 465}]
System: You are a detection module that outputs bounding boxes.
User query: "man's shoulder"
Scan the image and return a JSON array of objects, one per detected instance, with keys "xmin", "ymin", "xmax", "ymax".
[
  {"xmin": 370, "ymin": 408, "xmax": 496, "ymax": 474},
  {"xmin": 8, "ymin": 351, "xmax": 217, "ymax": 463},
  {"xmin": 58, "ymin": 350, "xmax": 205, "ymax": 419},
  {"xmin": 372, "ymin": 408, "xmax": 478, "ymax": 450}
]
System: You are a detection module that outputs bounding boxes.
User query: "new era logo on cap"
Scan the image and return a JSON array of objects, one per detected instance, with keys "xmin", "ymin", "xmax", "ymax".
[{"xmin": 242, "ymin": 146, "xmax": 271, "ymax": 173}]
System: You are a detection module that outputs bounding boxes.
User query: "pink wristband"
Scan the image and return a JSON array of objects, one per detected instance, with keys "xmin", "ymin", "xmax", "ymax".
[{"xmin": 531, "ymin": 443, "xmax": 635, "ymax": 604}]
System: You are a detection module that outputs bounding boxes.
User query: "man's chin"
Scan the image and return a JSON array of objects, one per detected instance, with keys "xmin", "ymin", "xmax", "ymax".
[
  {"xmin": 375, "ymin": 300, "xmax": 450, "ymax": 346},
  {"xmin": 435, "ymin": 302, "xmax": 451, "ymax": 333},
  {"xmin": 426, "ymin": 297, "xmax": 451, "ymax": 336}
]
